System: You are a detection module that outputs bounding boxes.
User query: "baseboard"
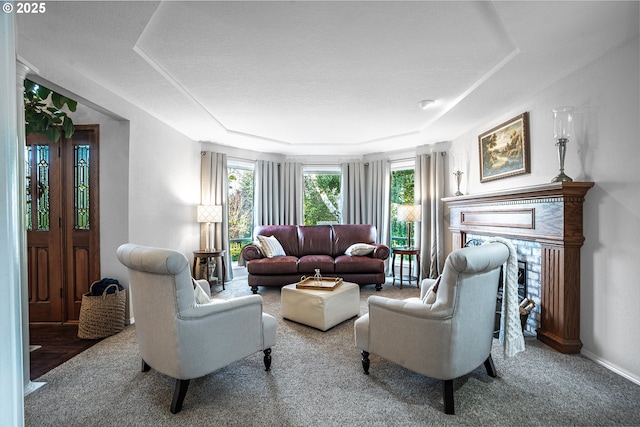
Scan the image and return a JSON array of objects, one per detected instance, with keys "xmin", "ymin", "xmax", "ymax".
[
  {"xmin": 581, "ymin": 348, "xmax": 640, "ymax": 386},
  {"xmin": 24, "ymin": 380, "xmax": 46, "ymax": 396}
]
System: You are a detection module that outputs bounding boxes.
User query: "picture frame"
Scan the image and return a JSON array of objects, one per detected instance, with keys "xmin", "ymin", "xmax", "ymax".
[{"xmin": 478, "ymin": 112, "xmax": 530, "ymax": 183}]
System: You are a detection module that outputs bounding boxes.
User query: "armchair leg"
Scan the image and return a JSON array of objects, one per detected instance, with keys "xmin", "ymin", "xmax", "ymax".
[
  {"xmin": 251, "ymin": 286, "xmax": 258, "ymax": 294},
  {"xmin": 170, "ymin": 379, "xmax": 190, "ymax": 414},
  {"xmin": 263, "ymin": 348, "xmax": 272, "ymax": 371},
  {"xmin": 141, "ymin": 359, "xmax": 150, "ymax": 372},
  {"xmin": 484, "ymin": 354, "xmax": 497, "ymax": 377},
  {"xmin": 443, "ymin": 379, "xmax": 455, "ymax": 415},
  {"xmin": 361, "ymin": 351, "xmax": 370, "ymax": 375}
]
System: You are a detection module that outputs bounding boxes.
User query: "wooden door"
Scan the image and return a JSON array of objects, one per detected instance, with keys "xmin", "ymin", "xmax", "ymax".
[{"xmin": 27, "ymin": 125, "xmax": 100, "ymax": 322}]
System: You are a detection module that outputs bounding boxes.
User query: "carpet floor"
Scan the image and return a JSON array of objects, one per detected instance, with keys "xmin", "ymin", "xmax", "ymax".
[{"xmin": 24, "ymin": 278, "xmax": 640, "ymax": 426}]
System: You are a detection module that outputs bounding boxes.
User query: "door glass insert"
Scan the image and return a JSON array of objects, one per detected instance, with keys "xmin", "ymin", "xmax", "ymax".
[
  {"xmin": 25, "ymin": 145, "xmax": 51, "ymax": 231},
  {"xmin": 74, "ymin": 144, "xmax": 90, "ymax": 230}
]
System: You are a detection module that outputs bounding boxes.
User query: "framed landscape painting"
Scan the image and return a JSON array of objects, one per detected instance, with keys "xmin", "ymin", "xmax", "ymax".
[{"xmin": 478, "ymin": 112, "xmax": 530, "ymax": 182}]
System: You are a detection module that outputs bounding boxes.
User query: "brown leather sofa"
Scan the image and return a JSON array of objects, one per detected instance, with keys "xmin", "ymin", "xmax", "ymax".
[{"xmin": 241, "ymin": 224, "xmax": 390, "ymax": 294}]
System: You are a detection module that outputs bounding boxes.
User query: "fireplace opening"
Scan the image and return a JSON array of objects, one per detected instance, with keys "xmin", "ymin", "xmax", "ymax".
[{"xmin": 463, "ymin": 239, "xmax": 532, "ymax": 337}]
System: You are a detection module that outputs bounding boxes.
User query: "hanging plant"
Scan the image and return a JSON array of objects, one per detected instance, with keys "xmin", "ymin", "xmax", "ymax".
[{"xmin": 24, "ymin": 79, "xmax": 77, "ymax": 141}]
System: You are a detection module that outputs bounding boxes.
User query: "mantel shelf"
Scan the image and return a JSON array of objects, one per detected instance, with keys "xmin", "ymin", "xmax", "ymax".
[{"xmin": 442, "ymin": 181, "xmax": 594, "ymax": 205}]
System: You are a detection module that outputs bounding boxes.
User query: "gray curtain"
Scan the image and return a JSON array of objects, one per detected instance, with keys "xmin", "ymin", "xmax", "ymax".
[
  {"xmin": 415, "ymin": 152, "xmax": 446, "ymax": 279},
  {"xmin": 340, "ymin": 160, "xmax": 390, "ymax": 243},
  {"xmin": 279, "ymin": 162, "xmax": 304, "ymax": 225},
  {"xmin": 200, "ymin": 151, "xmax": 232, "ymax": 281},
  {"xmin": 254, "ymin": 160, "xmax": 303, "ymax": 226},
  {"xmin": 365, "ymin": 160, "xmax": 391, "ymax": 272},
  {"xmin": 340, "ymin": 162, "xmax": 366, "ymax": 224}
]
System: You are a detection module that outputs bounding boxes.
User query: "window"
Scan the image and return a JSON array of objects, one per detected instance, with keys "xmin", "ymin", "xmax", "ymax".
[
  {"xmin": 390, "ymin": 162, "xmax": 415, "ymax": 248},
  {"xmin": 303, "ymin": 166, "xmax": 341, "ymax": 225},
  {"xmin": 227, "ymin": 160, "xmax": 254, "ymax": 264}
]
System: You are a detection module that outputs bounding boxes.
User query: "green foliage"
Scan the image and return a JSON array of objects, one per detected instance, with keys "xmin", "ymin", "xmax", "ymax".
[
  {"xmin": 228, "ymin": 168, "xmax": 254, "ymax": 240},
  {"xmin": 390, "ymin": 169, "xmax": 414, "ymax": 205},
  {"xmin": 229, "ymin": 240, "xmax": 248, "ymax": 262},
  {"xmin": 304, "ymin": 173, "xmax": 340, "ymax": 225},
  {"xmin": 24, "ymin": 79, "xmax": 76, "ymax": 141},
  {"xmin": 390, "ymin": 169, "xmax": 415, "ymax": 247}
]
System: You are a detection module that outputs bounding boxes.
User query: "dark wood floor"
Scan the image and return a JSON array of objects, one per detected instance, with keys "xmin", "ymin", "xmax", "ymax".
[{"xmin": 29, "ymin": 324, "xmax": 102, "ymax": 380}]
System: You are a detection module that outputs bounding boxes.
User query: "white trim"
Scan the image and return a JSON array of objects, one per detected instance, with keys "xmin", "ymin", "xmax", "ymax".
[
  {"xmin": 390, "ymin": 157, "xmax": 415, "ymax": 171},
  {"xmin": 581, "ymin": 348, "xmax": 640, "ymax": 386},
  {"xmin": 303, "ymin": 165, "xmax": 340, "ymax": 174},
  {"xmin": 24, "ymin": 381, "xmax": 46, "ymax": 396},
  {"xmin": 227, "ymin": 157, "xmax": 254, "ymax": 170}
]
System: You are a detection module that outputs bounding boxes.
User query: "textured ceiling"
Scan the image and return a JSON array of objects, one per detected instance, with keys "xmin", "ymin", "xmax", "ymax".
[{"xmin": 16, "ymin": 1, "xmax": 639, "ymax": 156}]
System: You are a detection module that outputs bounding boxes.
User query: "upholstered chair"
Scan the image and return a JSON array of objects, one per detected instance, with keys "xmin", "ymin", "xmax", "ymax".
[
  {"xmin": 354, "ymin": 242, "xmax": 509, "ymax": 414},
  {"xmin": 117, "ymin": 243, "xmax": 277, "ymax": 414}
]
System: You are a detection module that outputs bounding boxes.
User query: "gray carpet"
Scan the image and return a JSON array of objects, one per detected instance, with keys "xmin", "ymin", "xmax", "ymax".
[{"xmin": 24, "ymin": 278, "xmax": 640, "ymax": 426}]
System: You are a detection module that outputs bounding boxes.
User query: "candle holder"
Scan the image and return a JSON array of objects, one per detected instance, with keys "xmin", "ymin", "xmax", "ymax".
[
  {"xmin": 453, "ymin": 170, "xmax": 464, "ymax": 196},
  {"xmin": 551, "ymin": 106, "xmax": 573, "ymax": 183}
]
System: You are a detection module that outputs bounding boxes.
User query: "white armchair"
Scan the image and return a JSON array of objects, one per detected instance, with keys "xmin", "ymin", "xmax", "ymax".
[
  {"xmin": 117, "ymin": 243, "xmax": 277, "ymax": 414},
  {"xmin": 354, "ymin": 242, "xmax": 509, "ymax": 414}
]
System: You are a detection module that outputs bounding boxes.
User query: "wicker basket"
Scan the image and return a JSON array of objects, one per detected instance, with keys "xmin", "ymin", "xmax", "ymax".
[{"xmin": 78, "ymin": 283, "xmax": 126, "ymax": 340}]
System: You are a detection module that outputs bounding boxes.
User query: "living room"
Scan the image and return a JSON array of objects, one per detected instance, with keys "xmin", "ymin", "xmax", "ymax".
[{"xmin": 2, "ymin": 1, "xmax": 639, "ymax": 424}]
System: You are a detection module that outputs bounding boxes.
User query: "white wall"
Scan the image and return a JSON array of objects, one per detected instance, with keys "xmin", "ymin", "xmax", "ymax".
[
  {"xmin": 21, "ymin": 52, "xmax": 202, "ymax": 323},
  {"xmin": 69, "ymin": 105, "xmax": 130, "ymax": 284},
  {"xmin": 447, "ymin": 37, "xmax": 640, "ymax": 383}
]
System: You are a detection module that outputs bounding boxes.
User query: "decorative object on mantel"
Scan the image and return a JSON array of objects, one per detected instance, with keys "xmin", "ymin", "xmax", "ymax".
[
  {"xmin": 453, "ymin": 170, "xmax": 464, "ymax": 196},
  {"xmin": 551, "ymin": 106, "xmax": 574, "ymax": 182},
  {"xmin": 478, "ymin": 112, "xmax": 530, "ymax": 183}
]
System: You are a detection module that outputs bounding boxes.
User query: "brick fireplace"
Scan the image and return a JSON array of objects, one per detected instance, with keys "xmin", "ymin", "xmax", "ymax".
[
  {"xmin": 466, "ymin": 234, "xmax": 540, "ymax": 335},
  {"xmin": 443, "ymin": 182, "xmax": 593, "ymax": 354}
]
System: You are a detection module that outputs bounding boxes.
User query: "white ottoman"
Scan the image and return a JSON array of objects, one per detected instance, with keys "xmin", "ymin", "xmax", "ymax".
[{"xmin": 281, "ymin": 282, "xmax": 360, "ymax": 331}]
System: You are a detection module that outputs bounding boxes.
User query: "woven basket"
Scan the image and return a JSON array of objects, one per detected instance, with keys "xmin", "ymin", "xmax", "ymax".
[{"xmin": 78, "ymin": 283, "xmax": 126, "ymax": 340}]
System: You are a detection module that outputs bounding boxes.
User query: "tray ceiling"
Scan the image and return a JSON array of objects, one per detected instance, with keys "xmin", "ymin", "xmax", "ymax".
[{"xmin": 16, "ymin": 1, "xmax": 639, "ymax": 156}]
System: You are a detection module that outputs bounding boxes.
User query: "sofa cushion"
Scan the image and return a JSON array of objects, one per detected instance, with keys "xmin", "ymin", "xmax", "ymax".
[
  {"xmin": 345, "ymin": 243, "xmax": 375, "ymax": 256},
  {"xmin": 334, "ymin": 254, "xmax": 384, "ymax": 274},
  {"xmin": 298, "ymin": 225, "xmax": 333, "ymax": 256},
  {"xmin": 297, "ymin": 255, "xmax": 336, "ymax": 274},
  {"xmin": 332, "ymin": 224, "xmax": 376, "ymax": 256},
  {"xmin": 257, "ymin": 235, "xmax": 286, "ymax": 258},
  {"xmin": 247, "ymin": 256, "xmax": 299, "ymax": 275},
  {"xmin": 255, "ymin": 225, "xmax": 300, "ymax": 257}
]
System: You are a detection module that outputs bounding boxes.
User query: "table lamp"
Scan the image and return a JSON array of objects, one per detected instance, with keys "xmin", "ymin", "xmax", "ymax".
[
  {"xmin": 197, "ymin": 204, "xmax": 222, "ymax": 250},
  {"xmin": 397, "ymin": 204, "xmax": 421, "ymax": 248}
]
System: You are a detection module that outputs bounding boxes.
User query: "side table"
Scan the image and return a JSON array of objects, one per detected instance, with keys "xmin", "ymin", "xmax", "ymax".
[
  {"xmin": 391, "ymin": 247, "xmax": 420, "ymax": 289},
  {"xmin": 193, "ymin": 249, "xmax": 226, "ymax": 290}
]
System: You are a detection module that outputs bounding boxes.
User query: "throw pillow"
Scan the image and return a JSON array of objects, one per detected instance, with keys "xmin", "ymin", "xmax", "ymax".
[
  {"xmin": 193, "ymin": 280, "xmax": 211, "ymax": 304},
  {"xmin": 421, "ymin": 275, "xmax": 441, "ymax": 304},
  {"xmin": 256, "ymin": 235, "xmax": 286, "ymax": 258},
  {"xmin": 345, "ymin": 243, "xmax": 375, "ymax": 256}
]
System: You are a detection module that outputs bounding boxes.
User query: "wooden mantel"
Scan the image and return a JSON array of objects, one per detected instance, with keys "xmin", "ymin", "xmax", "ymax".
[{"xmin": 443, "ymin": 182, "xmax": 594, "ymax": 354}]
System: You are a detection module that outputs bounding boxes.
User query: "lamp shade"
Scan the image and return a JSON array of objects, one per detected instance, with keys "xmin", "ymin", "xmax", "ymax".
[
  {"xmin": 397, "ymin": 204, "xmax": 421, "ymax": 222},
  {"xmin": 197, "ymin": 204, "xmax": 222, "ymax": 223}
]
